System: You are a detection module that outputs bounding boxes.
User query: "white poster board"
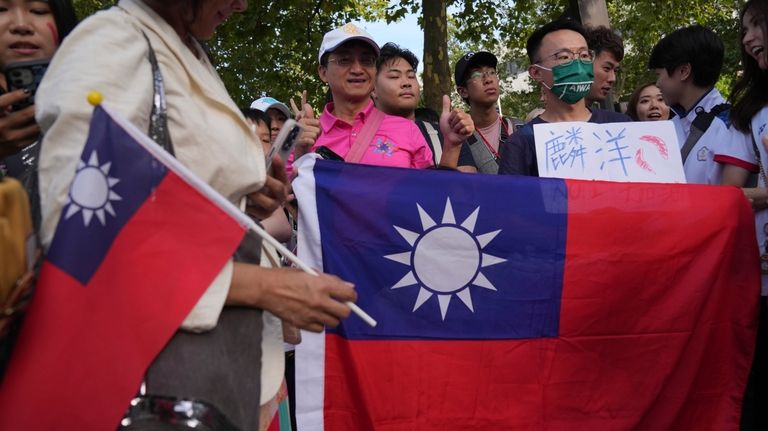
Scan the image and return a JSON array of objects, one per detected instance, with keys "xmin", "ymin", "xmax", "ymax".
[{"xmin": 534, "ymin": 120, "xmax": 686, "ymax": 183}]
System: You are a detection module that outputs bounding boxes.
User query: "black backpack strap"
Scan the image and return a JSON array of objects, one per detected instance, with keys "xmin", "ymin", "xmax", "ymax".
[
  {"xmin": 501, "ymin": 116, "xmax": 521, "ymax": 143},
  {"xmin": 501, "ymin": 116, "xmax": 516, "ymax": 138},
  {"xmin": 417, "ymin": 120, "xmax": 443, "ymax": 166},
  {"xmin": 680, "ymin": 103, "xmax": 729, "ymax": 163},
  {"xmin": 711, "ymin": 103, "xmax": 731, "ymax": 119}
]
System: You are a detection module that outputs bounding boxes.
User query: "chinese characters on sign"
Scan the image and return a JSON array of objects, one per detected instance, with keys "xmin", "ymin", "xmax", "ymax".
[{"xmin": 534, "ymin": 121, "xmax": 686, "ymax": 183}]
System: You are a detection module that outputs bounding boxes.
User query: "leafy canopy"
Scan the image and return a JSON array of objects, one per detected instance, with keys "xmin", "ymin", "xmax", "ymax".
[{"xmin": 72, "ymin": 1, "xmax": 747, "ymax": 117}]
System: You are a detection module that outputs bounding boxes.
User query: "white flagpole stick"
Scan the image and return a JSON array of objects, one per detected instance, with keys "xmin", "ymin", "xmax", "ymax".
[
  {"xmin": 244, "ymin": 220, "xmax": 378, "ymax": 328},
  {"xmin": 99, "ymin": 100, "xmax": 377, "ymax": 328}
]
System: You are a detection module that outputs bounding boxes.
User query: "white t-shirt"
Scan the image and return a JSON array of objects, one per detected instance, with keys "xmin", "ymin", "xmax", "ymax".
[{"xmin": 672, "ymin": 88, "xmax": 757, "ymax": 184}]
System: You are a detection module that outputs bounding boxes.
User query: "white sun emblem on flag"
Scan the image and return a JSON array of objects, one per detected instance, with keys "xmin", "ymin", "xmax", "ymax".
[
  {"xmin": 64, "ymin": 150, "xmax": 122, "ymax": 227},
  {"xmin": 385, "ymin": 198, "xmax": 506, "ymax": 320}
]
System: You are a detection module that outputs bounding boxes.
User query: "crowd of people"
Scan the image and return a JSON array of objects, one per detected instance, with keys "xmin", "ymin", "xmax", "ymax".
[{"xmin": 0, "ymin": 0, "xmax": 766, "ymax": 429}]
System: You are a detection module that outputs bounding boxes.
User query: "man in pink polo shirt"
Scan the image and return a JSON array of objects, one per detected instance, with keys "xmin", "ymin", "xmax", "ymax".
[{"xmin": 311, "ymin": 23, "xmax": 471, "ymax": 169}]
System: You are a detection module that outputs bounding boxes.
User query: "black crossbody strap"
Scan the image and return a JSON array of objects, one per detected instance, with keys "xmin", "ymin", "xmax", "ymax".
[
  {"xmin": 681, "ymin": 103, "xmax": 729, "ymax": 163},
  {"xmin": 418, "ymin": 120, "xmax": 442, "ymax": 166}
]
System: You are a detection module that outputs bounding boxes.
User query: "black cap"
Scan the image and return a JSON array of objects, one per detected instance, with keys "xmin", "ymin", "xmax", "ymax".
[{"xmin": 454, "ymin": 51, "xmax": 498, "ymax": 86}]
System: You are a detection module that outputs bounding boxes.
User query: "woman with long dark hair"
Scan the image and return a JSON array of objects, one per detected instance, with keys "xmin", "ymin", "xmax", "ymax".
[
  {"xmin": 626, "ymin": 83, "xmax": 671, "ymax": 121},
  {"xmin": 730, "ymin": 1, "xmax": 768, "ymax": 428}
]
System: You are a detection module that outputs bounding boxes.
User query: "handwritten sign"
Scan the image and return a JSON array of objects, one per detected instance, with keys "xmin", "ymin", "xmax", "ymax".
[{"xmin": 534, "ymin": 120, "xmax": 686, "ymax": 183}]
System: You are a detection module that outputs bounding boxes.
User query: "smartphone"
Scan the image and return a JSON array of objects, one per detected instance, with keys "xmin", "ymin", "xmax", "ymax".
[
  {"xmin": 265, "ymin": 118, "xmax": 302, "ymax": 171},
  {"xmin": 4, "ymin": 59, "xmax": 49, "ymax": 110},
  {"xmin": 315, "ymin": 146, "xmax": 345, "ymax": 162}
]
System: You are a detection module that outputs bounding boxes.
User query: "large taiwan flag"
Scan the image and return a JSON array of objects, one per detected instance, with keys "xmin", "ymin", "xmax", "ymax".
[
  {"xmin": 0, "ymin": 105, "xmax": 249, "ymax": 430},
  {"xmin": 292, "ymin": 156, "xmax": 760, "ymax": 431}
]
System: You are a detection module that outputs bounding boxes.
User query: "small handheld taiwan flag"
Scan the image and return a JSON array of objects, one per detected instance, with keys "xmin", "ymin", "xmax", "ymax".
[{"xmin": 0, "ymin": 103, "xmax": 250, "ymax": 430}]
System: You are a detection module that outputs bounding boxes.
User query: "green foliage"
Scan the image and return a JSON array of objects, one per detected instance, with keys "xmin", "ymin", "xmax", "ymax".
[
  {"xmin": 385, "ymin": 0, "xmax": 568, "ymax": 117},
  {"xmin": 69, "ymin": 1, "xmax": 748, "ymax": 117},
  {"xmin": 608, "ymin": 0, "xmax": 742, "ymax": 101},
  {"xmin": 72, "ymin": 0, "xmax": 114, "ymax": 20},
  {"xmin": 493, "ymin": 1, "xmax": 566, "ymax": 119},
  {"xmin": 440, "ymin": 1, "xmax": 565, "ymax": 119},
  {"xmin": 212, "ymin": 0, "xmax": 389, "ymax": 109},
  {"xmin": 395, "ymin": 0, "xmax": 746, "ymax": 116},
  {"xmin": 71, "ymin": 0, "xmax": 388, "ymax": 111}
]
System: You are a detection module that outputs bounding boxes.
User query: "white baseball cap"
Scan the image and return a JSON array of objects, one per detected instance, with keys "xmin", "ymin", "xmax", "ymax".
[
  {"xmin": 250, "ymin": 96, "xmax": 292, "ymax": 119},
  {"xmin": 318, "ymin": 23, "xmax": 380, "ymax": 63}
]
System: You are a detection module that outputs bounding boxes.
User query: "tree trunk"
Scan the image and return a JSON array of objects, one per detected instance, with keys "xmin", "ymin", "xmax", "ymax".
[
  {"xmin": 422, "ymin": 0, "xmax": 451, "ymax": 114},
  {"xmin": 572, "ymin": 0, "xmax": 616, "ymax": 111},
  {"xmin": 576, "ymin": 0, "xmax": 610, "ymax": 27}
]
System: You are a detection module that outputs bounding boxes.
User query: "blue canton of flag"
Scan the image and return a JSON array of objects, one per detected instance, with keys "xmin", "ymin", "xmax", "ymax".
[
  {"xmin": 46, "ymin": 109, "xmax": 167, "ymax": 285},
  {"xmin": 295, "ymin": 157, "xmax": 568, "ymax": 341}
]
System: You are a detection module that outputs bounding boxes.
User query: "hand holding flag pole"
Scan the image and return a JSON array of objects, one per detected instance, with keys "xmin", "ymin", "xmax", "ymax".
[
  {"xmin": 248, "ymin": 217, "xmax": 377, "ymax": 327},
  {"xmin": 87, "ymin": 92, "xmax": 377, "ymax": 328}
]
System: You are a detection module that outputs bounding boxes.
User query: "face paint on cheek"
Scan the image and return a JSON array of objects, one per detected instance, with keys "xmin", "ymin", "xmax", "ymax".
[{"xmin": 47, "ymin": 22, "xmax": 59, "ymax": 47}]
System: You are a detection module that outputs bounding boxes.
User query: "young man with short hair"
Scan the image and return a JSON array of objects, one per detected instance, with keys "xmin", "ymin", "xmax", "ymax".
[
  {"xmin": 373, "ymin": 42, "xmax": 474, "ymax": 166},
  {"xmin": 373, "ymin": 43, "xmax": 420, "ymax": 120},
  {"xmin": 649, "ymin": 25, "xmax": 756, "ymax": 185},
  {"xmin": 498, "ymin": 19, "xmax": 628, "ymax": 177},
  {"xmin": 454, "ymin": 51, "xmax": 514, "ymax": 173},
  {"xmin": 585, "ymin": 26, "xmax": 624, "ymax": 107}
]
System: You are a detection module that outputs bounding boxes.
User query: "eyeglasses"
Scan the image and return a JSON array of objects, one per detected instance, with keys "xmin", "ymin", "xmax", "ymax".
[
  {"xmin": 327, "ymin": 55, "xmax": 377, "ymax": 68},
  {"xmin": 466, "ymin": 69, "xmax": 498, "ymax": 83},
  {"xmin": 537, "ymin": 49, "xmax": 595, "ymax": 66}
]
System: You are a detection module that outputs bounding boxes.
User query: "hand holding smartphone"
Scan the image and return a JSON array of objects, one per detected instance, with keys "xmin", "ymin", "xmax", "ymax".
[
  {"xmin": 265, "ymin": 118, "xmax": 302, "ymax": 172},
  {"xmin": 4, "ymin": 59, "xmax": 49, "ymax": 111}
]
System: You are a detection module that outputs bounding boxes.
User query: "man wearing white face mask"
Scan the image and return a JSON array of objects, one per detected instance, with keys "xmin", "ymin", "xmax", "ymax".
[{"xmin": 498, "ymin": 19, "xmax": 630, "ymax": 177}]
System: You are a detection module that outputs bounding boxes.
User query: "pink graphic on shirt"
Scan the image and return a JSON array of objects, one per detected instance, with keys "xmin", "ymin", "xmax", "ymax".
[{"xmin": 373, "ymin": 138, "xmax": 398, "ymax": 157}]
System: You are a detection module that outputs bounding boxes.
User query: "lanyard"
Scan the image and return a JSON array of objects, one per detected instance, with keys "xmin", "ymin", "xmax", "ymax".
[{"xmin": 475, "ymin": 117, "xmax": 509, "ymax": 160}]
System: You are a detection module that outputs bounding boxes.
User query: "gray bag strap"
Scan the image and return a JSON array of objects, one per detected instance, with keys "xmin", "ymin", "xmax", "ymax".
[
  {"xmin": 141, "ymin": 31, "xmax": 174, "ymax": 156},
  {"xmin": 680, "ymin": 104, "xmax": 728, "ymax": 163},
  {"xmin": 680, "ymin": 128, "xmax": 705, "ymax": 163},
  {"xmin": 468, "ymin": 132, "xmax": 499, "ymax": 174}
]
